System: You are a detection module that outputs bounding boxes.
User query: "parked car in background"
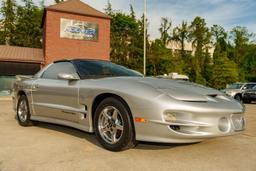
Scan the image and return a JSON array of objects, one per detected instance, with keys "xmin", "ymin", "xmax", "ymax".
[
  {"xmin": 242, "ymin": 87, "xmax": 256, "ymax": 103},
  {"xmin": 0, "ymin": 90, "xmax": 11, "ymax": 96},
  {"xmin": 222, "ymin": 82, "xmax": 256, "ymax": 101},
  {"xmin": 157, "ymin": 72, "xmax": 189, "ymax": 81}
]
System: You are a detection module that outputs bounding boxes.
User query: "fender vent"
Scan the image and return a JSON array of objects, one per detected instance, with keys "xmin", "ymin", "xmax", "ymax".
[{"xmin": 208, "ymin": 94, "xmax": 217, "ymax": 98}]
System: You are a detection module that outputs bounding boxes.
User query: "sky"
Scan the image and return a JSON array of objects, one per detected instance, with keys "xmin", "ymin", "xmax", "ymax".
[{"xmin": 16, "ymin": 0, "xmax": 256, "ymax": 38}]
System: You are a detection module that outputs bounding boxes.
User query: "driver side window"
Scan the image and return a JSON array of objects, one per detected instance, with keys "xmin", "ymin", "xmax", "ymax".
[{"xmin": 42, "ymin": 62, "xmax": 77, "ymax": 79}]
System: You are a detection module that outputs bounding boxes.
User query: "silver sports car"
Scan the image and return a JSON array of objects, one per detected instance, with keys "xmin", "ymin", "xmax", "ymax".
[{"xmin": 12, "ymin": 59, "xmax": 246, "ymax": 151}]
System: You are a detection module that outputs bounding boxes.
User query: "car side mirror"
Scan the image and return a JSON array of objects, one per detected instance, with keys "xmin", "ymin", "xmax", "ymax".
[{"xmin": 58, "ymin": 73, "xmax": 80, "ymax": 81}]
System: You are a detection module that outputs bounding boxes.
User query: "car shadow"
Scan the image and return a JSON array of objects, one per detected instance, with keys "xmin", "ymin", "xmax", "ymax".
[
  {"xmin": 33, "ymin": 121, "xmax": 198, "ymax": 151},
  {"xmin": 135, "ymin": 141, "xmax": 199, "ymax": 150},
  {"xmin": 35, "ymin": 122, "xmax": 101, "ymax": 147},
  {"xmin": 243, "ymin": 101, "xmax": 256, "ymax": 104}
]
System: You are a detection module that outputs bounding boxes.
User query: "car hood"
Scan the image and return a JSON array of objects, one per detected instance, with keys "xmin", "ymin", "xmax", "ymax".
[
  {"xmin": 222, "ymin": 88, "xmax": 242, "ymax": 95},
  {"xmin": 136, "ymin": 77, "xmax": 222, "ymax": 101},
  {"xmin": 245, "ymin": 89, "xmax": 256, "ymax": 93},
  {"xmin": 93, "ymin": 77, "xmax": 224, "ymax": 102},
  {"xmin": 222, "ymin": 88, "xmax": 240, "ymax": 92}
]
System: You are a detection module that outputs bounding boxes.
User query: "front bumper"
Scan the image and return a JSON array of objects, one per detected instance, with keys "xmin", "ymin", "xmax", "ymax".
[
  {"xmin": 135, "ymin": 114, "xmax": 245, "ymax": 143},
  {"xmin": 132, "ymin": 95, "xmax": 245, "ymax": 143}
]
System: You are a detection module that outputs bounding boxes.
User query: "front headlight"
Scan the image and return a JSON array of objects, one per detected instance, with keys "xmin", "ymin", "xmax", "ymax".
[
  {"xmin": 225, "ymin": 91, "xmax": 236, "ymax": 97},
  {"xmin": 218, "ymin": 117, "xmax": 231, "ymax": 132}
]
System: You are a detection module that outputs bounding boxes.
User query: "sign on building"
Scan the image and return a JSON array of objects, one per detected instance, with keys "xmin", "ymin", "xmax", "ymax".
[{"xmin": 60, "ymin": 18, "xmax": 99, "ymax": 41}]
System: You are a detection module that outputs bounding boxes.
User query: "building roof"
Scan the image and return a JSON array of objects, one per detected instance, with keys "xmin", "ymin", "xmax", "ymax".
[
  {"xmin": 0, "ymin": 45, "xmax": 44, "ymax": 63},
  {"xmin": 46, "ymin": 0, "xmax": 111, "ymax": 19}
]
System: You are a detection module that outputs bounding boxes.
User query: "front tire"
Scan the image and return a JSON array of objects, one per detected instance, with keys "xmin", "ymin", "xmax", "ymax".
[
  {"xmin": 94, "ymin": 97, "xmax": 136, "ymax": 151},
  {"xmin": 17, "ymin": 95, "xmax": 33, "ymax": 127}
]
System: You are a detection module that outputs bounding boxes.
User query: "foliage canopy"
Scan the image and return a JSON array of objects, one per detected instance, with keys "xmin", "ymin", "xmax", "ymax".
[{"xmin": 0, "ymin": 1, "xmax": 255, "ymax": 89}]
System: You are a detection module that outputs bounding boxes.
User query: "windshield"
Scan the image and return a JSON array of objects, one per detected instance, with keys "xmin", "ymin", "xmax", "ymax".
[
  {"xmin": 227, "ymin": 83, "xmax": 243, "ymax": 89},
  {"xmin": 73, "ymin": 60, "xmax": 143, "ymax": 79}
]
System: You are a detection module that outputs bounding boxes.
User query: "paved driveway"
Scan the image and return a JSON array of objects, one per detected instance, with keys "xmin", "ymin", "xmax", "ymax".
[{"xmin": 0, "ymin": 100, "xmax": 255, "ymax": 171}]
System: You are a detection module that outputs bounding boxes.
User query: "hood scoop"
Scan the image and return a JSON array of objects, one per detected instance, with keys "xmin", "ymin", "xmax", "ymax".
[
  {"xmin": 158, "ymin": 88, "xmax": 209, "ymax": 102},
  {"xmin": 137, "ymin": 78, "xmax": 223, "ymax": 102},
  {"xmin": 208, "ymin": 94, "xmax": 217, "ymax": 98}
]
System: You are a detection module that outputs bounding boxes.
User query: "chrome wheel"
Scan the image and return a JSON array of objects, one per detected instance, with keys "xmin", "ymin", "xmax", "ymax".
[
  {"xmin": 98, "ymin": 106, "xmax": 124, "ymax": 144},
  {"xmin": 94, "ymin": 97, "xmax": 136, "ymax": 151},
  {"xmin": 18, "ymin": 99, "xmax": 28, "ymax": 122}
]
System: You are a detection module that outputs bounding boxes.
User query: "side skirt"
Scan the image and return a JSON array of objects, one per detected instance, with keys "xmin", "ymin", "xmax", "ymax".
[{"xmin": 30, "ymin": 115, "xmax": 93, "ymax": 133}]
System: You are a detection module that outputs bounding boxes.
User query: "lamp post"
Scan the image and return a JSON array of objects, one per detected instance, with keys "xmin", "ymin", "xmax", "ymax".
[{"xmin": 143, "ymin": 0, "xmax": 147, "ymax": 76}]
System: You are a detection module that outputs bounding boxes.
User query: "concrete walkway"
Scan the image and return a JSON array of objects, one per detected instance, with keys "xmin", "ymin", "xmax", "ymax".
[
  {"xmin": 0, "ymin": 96, "xmax": 12, "ymax": 101},
  {"xmin": 0, "ymin": 101, "xmax": 255, "ymax": 171}
]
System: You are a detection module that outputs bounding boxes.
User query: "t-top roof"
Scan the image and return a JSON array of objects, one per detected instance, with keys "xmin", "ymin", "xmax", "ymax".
[
  {"xmin": 53, "ymin": 58, "xmax": 109, "ymax": 63},
  {"xmin": 0, "ymin": 45, "xmax": 44, "ymax": 63},
  {"xmin": 46, "ymin": 0, "xmax": 111, "ymax": 19}
]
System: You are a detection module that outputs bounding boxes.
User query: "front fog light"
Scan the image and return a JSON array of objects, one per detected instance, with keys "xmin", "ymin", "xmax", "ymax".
[
  {"xmin": 164, "ymin": 113, "xmax": 176, "ymax": 122},
  {"xmin": 218, "ymin": 117, "xmax": 231, "ymax": 132}
]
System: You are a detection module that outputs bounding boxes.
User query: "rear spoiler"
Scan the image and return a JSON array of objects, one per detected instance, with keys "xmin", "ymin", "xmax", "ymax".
[{"xmin": 16, "ymin": 75, "xmax": 33, "ymax": 81}]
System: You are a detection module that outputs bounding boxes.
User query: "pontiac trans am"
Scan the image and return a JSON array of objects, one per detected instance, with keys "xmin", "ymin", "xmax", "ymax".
[{"xmin": 12, "ymin": 59, "xmax": 246, "ymax": 151}]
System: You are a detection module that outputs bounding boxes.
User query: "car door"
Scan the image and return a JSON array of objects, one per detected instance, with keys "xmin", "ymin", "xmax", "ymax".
[
  {"xmin": 250, "ymin": 86, "xmax": 256, "ymax": 100},
  {"xmin": 31, "ymin": 62, "xmax": 84, "ymax": 123}
]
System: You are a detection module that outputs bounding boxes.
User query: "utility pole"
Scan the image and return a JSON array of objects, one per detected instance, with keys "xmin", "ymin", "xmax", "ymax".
[{"xmin": 143, "ymin": 0, "xmax": 147, "ymax": 76}]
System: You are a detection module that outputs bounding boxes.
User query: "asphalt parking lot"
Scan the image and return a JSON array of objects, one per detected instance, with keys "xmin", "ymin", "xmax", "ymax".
[{"xmin": 0, "ymin": 99, "xmax": 255, "ymax": 171}]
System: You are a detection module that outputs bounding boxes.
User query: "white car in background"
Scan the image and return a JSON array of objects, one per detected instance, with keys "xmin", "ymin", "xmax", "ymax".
[
  {"xmin": 223, "ymin": 83, "xmax": 256, "ymax": 101},
  {"xmin": 157, "ymin": 72, "xmax": 189, "ymax": 81}
]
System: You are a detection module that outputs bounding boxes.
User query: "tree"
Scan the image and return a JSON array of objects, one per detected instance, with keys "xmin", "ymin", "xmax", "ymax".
[
  {"xmin": 104, "ymin": 1, "xmax": 114, "ymax": 16},
  {"xmin": 159, "ymin": 17, "xmax": 172, "ymax": 46},
  {"xmin": 241, "ymin": 44, "xmax": 256, "ymax": 81},
  {"xmin": 189, "ymin": 17, "xmax": 212, "ymax": 84},
  {"xmin": 11, "ymin": 0, "xmax": 43, "ymax": 48},
  {"xmin": 211, "ymin": 25, "xmax": 227, "ymax": 52},
  {"xmin": 107, "ymin": 6, "xmax": 144, "ymax": 71},
  {"xmin": 129, "ymin": 4, "xmax": 135, "ymax": 19},
  {"xmin": 211, "ymin": 52, "xmax": 239, "ymax": 89},
  {"xmin": 0, "ymin": 0, "xmax": 16, "ymax": 45},
  {"xmin": 172, "ymin": 21, "xmax": 189, "ymax": 58},
  {"xmin": 211, "ymin": 25, "xmax": 228, "ymax": 65},
  {"xmin": 54, "ymin": 0, "xmax": 64, "ymax": 3},
  {"xmin": 127, "ymin": 13, "xmax": 146, "ymax": 72},
  {"xmin": 211, "ymin": 25, "xmax": 227, "ymax": 43},
  {"xmin": 0, "ymin": 20, "xmax": 5, "ymax": 45},
  {"xmin": 230, "ymin": 26, "xmax": 251, "ymax": 64},
  {"xmin": 148, "ymin": 39, "xmax": 173, "ymax": 75}
]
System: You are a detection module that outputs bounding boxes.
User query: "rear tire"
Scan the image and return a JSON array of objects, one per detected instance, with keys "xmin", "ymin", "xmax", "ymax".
[
  {"xmin": 17, "ymin": 95, "xmax": 33, "ymax": 127},
  {"xmin": 94, "ymin": 97, "xmax": 136, "ymax": 151}
]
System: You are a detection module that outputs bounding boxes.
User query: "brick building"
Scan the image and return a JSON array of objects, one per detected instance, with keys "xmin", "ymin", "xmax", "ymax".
[
  {"xmin": 0, "ymin": 0, "xmax": 111, "ymax": 94},
  {"xmin": 0, "ymin": 0, "xmax": 111, "ymax": 68},
  {"xmin": 42, "ymin": 0, "xmax": 111, "ymax": 64}
]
